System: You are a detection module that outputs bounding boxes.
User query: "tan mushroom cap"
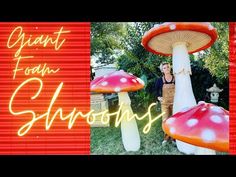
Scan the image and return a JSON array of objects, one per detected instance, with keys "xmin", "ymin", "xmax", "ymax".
[
  {"xmin": 162, "ymin": 102, "xmax": 229, "ymax": 152},
  {"xmin": 90, "ymin": 70, "xmax": 145, "ymax": 93},
  {"xmin": 142, "ymin": 22, "xmax": 217, "ymax": 56}
]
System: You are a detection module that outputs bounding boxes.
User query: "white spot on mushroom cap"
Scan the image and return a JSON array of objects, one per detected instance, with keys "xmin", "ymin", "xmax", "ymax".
[
  {"xmin": 169, "ymin": 24, "xmax": 176, "ymax": 30},
  {"xmin": 170, "ymin": 127, "xmax": 176, "ymax": 134},
  {"xmin": 132, "ymin": 79, "xmax": 137, "ymax": 83},
  {"xmin": 166, "ymin": 117, "xmax": 175, "ymax": 125},
  {"xmin": 198, "ymin": 101, "xmax": 205, "ymax": 105},
  {"xmin": 201, "ymin": 108, "xmax": 207, "ymax": 111},
  {"xmin": 120, "ymin": 78, "xmax": 127, "ymax": 83},
  {"xmin": 101, "ymin": 81, "xmax": 108, "ymax": 86},
  {"xmin": 224, "ymin": 115, "xmax": 229, "ymax": 122},
  {"xmin": 114, "ymin": 87, "xmax": 121, "ymax": 92},
  {"xmin": 210, "ymin": 115, "xmax": 223, "ymax": 124},
  {"xmin": 201, "ymin": 129, "xmax": 216, "ymax": 143},
  {"xmin": 136, "ymin": 78, "xmax": 145, "ymax": 85},
  {"xmin": 186, "ymin": 119, "xmax": 199, "ymax": 127},
  {"xmin": 210, "ymin": 106, "xmax": 223, "ymax": 113},
  {"xmin": 91, "ymin": 84, "xmax": 96, "ymax": 89},
  {"xmin": 205, "ymin": 22, "xmax": 211, "ymax": 25},
  {"xmin": 208, "ymin": 25, "xmax": 214, "ymax": 30}
]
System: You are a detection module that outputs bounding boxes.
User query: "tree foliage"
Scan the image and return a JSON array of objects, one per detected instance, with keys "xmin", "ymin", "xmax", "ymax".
[
  {"xmin": 91, "ymin": 22, "xmax": 229, "ymax": 110},
  {"xmin": 91, "ymin": 22, "xmax": 126, "ymax": 65},
  {"xmin": 198, "ymin": 22, "xmax": 229, "ymax": 83}
]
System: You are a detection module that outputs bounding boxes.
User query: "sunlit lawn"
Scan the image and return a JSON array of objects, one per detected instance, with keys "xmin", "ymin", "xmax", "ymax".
[
  {"xmin": 90, "ymin": 108, "xmax": 227, "ymax": 155},
  {"xmin": 90, "ymin": 112, "xmax": 183, "ymax": 155}
]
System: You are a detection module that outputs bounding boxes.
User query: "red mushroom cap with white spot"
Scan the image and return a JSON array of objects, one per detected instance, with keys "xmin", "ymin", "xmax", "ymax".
[
  {"xmin": 91, "ymin": 71, "xmax": 116, "ymax": 86},
  {"xmin": 162, "ymin": 102, "xmax": 229, "ymax": 152},
  {"xmin": 142, "ymin": 22, "xmax": 217, "ymax": 56},
  {"xmin": 91, "ymin": 75, "xmax": 105, "ymax": 86},
  {"xmin": 90, "ymin": 70, "xmax": 145, "ymax": 93}
]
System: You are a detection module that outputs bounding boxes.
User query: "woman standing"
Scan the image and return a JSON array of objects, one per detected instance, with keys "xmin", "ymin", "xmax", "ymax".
[{"xmin": 154, "ymin": 62, "xmax": 175, "ymax": 144}]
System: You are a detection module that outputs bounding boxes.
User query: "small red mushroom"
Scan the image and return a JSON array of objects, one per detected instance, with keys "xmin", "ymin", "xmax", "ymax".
[
  {"xmin": 91, "ymin": 75, "xmax": 105, "ymax": 86},
  {"xmin": 91, "ymin": 71, "xmax": 117, "ymax": 88},
  {"xmin": 162, "ymin": 102, "xmax": 229, "ymax": 152},
  {"xmin": 91, "ymin": 70, "xmax": 144, "ymax": 93},
  {"xmin": 91, "ymin": 70, "xmax": 145, "ymax": 151}
]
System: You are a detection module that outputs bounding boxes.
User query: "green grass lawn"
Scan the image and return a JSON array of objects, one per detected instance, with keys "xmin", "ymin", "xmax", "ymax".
[
  {"xmin": 90, "ymin": 109, "xmax": 228, "ymax": 155},
  {"xmin": 91, "ymin": 115, "xmax": 184, "ymax": 155}
]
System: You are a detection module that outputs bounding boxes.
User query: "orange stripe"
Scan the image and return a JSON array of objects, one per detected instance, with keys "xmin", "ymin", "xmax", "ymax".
[
  {"xmin": 230, "ymin": 22, "xmax": 236, "ymax": 155},
  {"xmin": 0, "ymin": 22, "xmax": 90, "ymax": 155}
]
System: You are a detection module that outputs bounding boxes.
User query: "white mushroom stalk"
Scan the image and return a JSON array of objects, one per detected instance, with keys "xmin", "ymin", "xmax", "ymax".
[
  {"xmin": 172, "ymin": 42, "xmax": 199, "ymax": 154},
  {"xmin": 118, "ymin": 92, "xmax": 140, "ymax": 151},
  {"xmin": 172, "ymin": 42, "xmax": 196, "ymax": 113}
]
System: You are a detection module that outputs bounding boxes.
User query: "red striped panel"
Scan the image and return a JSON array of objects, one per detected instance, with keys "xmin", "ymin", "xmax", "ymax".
[
  {"xmin": 230, "ymin": 22, "xmax": 236, "ymax": 154},
  {"xmin": 0, "ymin": 22, "xmax": 90, "ymax": 154}
]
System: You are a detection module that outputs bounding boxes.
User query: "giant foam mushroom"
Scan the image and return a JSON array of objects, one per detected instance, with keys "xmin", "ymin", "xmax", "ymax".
[
  {"xmin": 142, "ymin": 22, "xmax": 217, "ymax": 154},
  {"xmin": 91, "ymin": 75, "xmax": 106, "ymax": 86},
  {"xmin": 91, "ymin": 71, "xmax": 117, "ymax": 86},
  {"xmin": 162, "ymin": 102, "xmax": 229, "ymax": 154},
  {"xmin": 90, "ymin": 70, "xmax": 145, "ymax": 151}
]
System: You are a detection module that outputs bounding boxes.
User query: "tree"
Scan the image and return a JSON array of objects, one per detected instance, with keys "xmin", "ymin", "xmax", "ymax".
[
  {"xmin": 117, "ymin": 22, "xmax": 170, "ymax": 111},
  {"xmin": 197, "ymin": 22, "xmax": 229, "ymax": 83},
  {"xmin": 91, "ymin": 22, "xmax": 126, "ymax": 65}
]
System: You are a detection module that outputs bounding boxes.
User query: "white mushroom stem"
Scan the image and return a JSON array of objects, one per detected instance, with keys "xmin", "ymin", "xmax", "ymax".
[
  {"xmin": 194, "ymin": 146, "xmax": 216, "ymax": 155},
  {"xmin": 172, "ymin": 42, "xmax": 216, "ymax": 155},
  {"xmin": 172, "ymin": 42, "xmax": 196, "ymax": 113},
  {"xmin": 118, "ymin": 92, "xmax": 140, "ymax": 151}
]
